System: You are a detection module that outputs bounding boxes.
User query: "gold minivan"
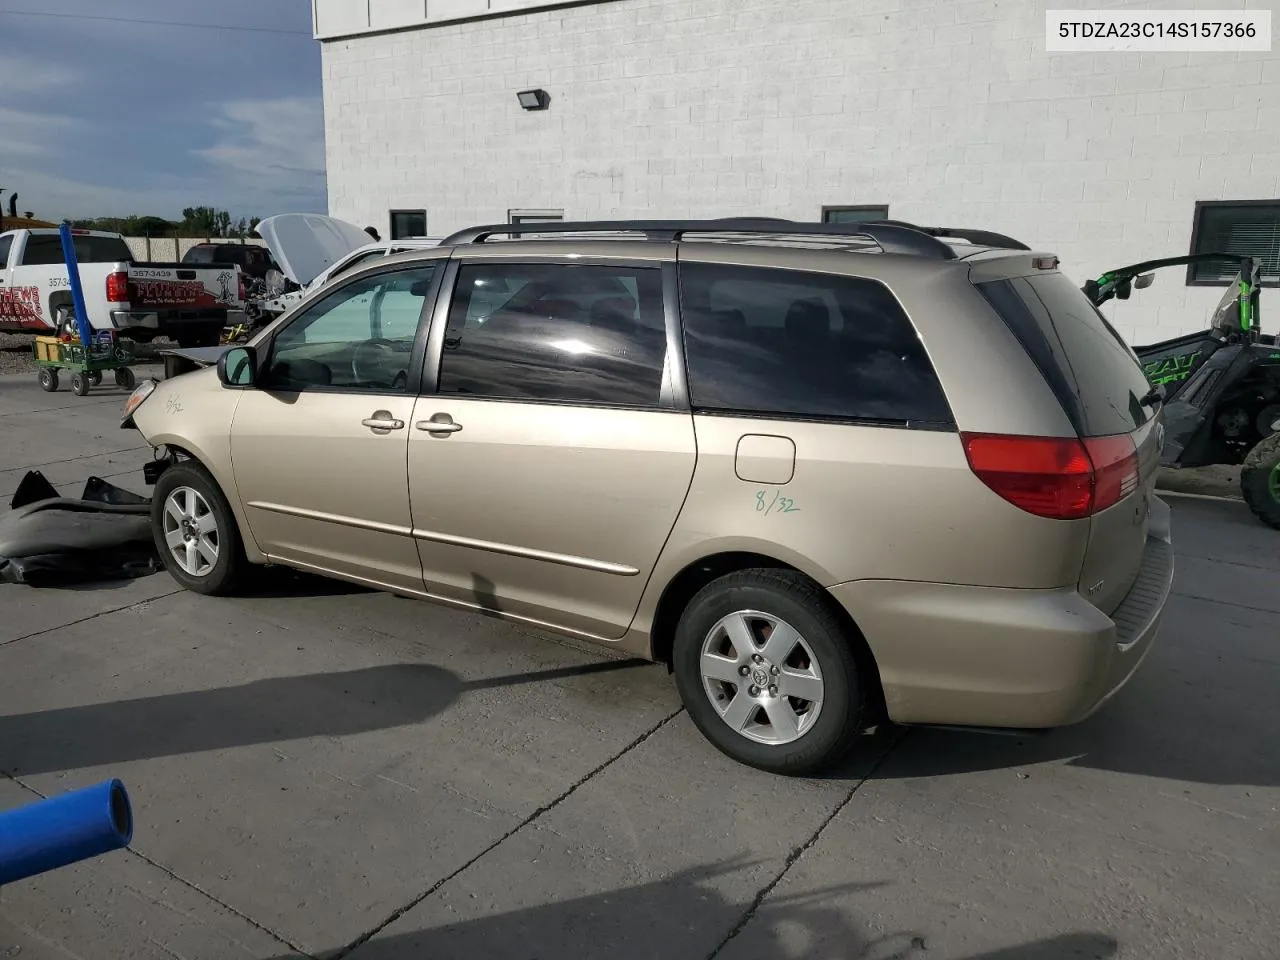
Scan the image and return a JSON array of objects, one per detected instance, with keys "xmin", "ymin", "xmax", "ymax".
[{"xmin": 122, "ymin": 219, "xmax": 1174, "ymax": 774}]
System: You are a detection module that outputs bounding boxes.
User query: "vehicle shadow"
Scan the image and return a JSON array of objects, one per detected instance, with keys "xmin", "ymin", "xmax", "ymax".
[
  {"xmin": 0, "ymin": 658, "xmax": 649, "ymax": 777},
  {"xmin": 255, "ymin": 862, "xmax": 1116, "ymax": 959},
  {"xmin": 242, "ymin": 566, "xmax": 375, "ymax": 598}
]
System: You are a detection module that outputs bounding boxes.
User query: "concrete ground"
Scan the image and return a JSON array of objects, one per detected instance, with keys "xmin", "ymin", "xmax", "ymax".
[{"xmin": 0, "ymin": 368, "xmax": 1276, "ymax": 960}]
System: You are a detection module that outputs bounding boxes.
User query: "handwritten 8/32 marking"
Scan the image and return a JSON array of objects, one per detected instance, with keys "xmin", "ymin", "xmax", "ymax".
[{"xmin": 755, "ymin": 489, "xmax": 800, "ymax": 516}]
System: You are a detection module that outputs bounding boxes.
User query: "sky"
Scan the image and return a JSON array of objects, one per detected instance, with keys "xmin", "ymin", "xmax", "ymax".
[{"xmin": 0, "ymin": 0, "xmax": 325, "ymax": 223}]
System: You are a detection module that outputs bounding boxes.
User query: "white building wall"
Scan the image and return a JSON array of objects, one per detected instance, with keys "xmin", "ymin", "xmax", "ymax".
[{"xmin": 320, "ymin": 0, "xmax": 1280, "ymax": 344}]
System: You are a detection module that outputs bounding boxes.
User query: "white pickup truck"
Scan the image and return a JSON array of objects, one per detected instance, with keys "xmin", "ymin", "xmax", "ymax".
[{"xmin": 0, "ymin": 227, "xmax": 245, "ymax": 347}]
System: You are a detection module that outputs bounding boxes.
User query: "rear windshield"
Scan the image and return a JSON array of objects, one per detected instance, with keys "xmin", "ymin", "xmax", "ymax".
[
  {"xmin": 977, "ymin": 272, "xmax": 1153, "ymax": 438},
  {"xmin": 20, "ymin": 234, "xmax": 133, "ymax": 265}
]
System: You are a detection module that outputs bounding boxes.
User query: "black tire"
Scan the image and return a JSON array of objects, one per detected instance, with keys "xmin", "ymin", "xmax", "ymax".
[
  {"xmin": 175, "ymin": 330, "xmax": 220, "ymax": 349},
  {"xmin": 89, "ymin": 370, "xmax": 103, "ymax": 386},
  {"xmin": 115, "ymin": 367, "xmax": 136, "ymax": 390},
  {"xmin": 151, "ymin": 461, "xmax": 248, "ymax": 596},
  {"xmin": 672, "ymin": 568, "xmax": 866, "ymax": 775},
  {"xmin": 1241, "ymin": 434, "xmax": 1280, "ymax": 530},
  {"xmin": 53, "ymin": 304, "xmax": 76, "ymax": 338},
  {"xmin": 71, "ymin": 371, "xmax": 90, "ymax": 396},
  {"xmin": 37, "ymin": 367, "xmax": 59, "ymax": 392}
]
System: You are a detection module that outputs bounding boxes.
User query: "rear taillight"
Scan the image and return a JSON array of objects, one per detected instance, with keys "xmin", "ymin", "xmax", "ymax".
[
  {"xmin": 238, "ymin": 272, "xmax": 246, "ymax": 301},
  {"xmin": 106, "ymin": 271, "xmax": 129, "ymax": 303},
  {"xmin": 1084, "ymin": 434, "xmax": 1140, "ymax": 513},
  {"xmin": 961, "ymin": 432, "xmax": 1138, "ymax": 520}
]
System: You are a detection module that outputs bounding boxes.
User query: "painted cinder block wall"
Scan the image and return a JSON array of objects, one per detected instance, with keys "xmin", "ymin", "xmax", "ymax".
[{"xmin": 317, "ymin": 0, "xmax": 1280, "ymax": 344}]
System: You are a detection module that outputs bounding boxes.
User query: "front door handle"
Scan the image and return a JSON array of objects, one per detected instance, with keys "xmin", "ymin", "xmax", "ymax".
[
  {"xmin": 415, "ymin": 413, "xmax": 463, "ymax": 435},
  {"xmin": 362, "ymin": 411, "xmax": 404, "ymax": 432}
]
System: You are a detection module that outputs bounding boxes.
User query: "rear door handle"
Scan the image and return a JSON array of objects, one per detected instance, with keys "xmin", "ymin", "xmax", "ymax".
[
  {"xmin": 415, "ymin": 414, "xmax": 463, "ymax": 435},
  {"xmin": 362, "ymin": 413, "xmax": 404, "ymax": 431}
]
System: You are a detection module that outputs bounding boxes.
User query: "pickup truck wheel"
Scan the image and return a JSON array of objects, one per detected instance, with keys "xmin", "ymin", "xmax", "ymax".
[
  {"xmin": 88, "ymin": 371, "xmax": 103, "ymax": 386},
  {"xmin": 1242, "ymin": 434, "xmax": 1280, "ymax": 530},
  {"xmin": 176, "ymin": 331, "xmax": 220, "ymax": 349},
  {"xmin": 71, "ymin": 372, "xmax": 90, "ymax": 396},
  {"xmin": 37, "ymin": 367, "xmax": 59, "ymax": 392},
  {"xmin": 151, "ymin": 462, "xmax": 247, "ymax": 596},
  {"xmin": 53, "ymin": 305, "xmax": 75, "ymax": 338},
  {"xmin": 115, "ymin": 368, "xmax": 136, "ymax": 390}
]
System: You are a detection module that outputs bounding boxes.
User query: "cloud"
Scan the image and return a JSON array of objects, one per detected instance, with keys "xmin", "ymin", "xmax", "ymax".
[
  {"xmin": 0, "ymin": 107, "xmax": 79, "ymax": 159},
  {"xmin": 0, "ymin": 55, "xmax": 78, "ymax": 95},
  {"xmin": 194, "ymin": 96, "xmax": 326, "ymax": 181}
]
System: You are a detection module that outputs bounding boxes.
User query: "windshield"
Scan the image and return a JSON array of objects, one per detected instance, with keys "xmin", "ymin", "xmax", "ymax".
[{"xmin": 978, "ymin": 272, "xmax": 1153, "ymax": 437}]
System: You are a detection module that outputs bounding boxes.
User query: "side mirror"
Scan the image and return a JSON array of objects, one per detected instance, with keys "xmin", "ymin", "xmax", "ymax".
[
  {"xmin": 217, "ymin": 346, "xmax": 257, "ymax": 388},
  {"xmin": 1116, "ymin": 277, "xmax": 1133, "ymax": 300},
  {"xmin": 1134, "ymin": 273, "xmax": 1155, "ymax": 290}
]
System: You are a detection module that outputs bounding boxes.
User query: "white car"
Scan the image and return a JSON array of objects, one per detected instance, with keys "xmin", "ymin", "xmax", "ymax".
[{"xmin": 248, "ymin": 214, "xmax": 441, "ymax": 321}]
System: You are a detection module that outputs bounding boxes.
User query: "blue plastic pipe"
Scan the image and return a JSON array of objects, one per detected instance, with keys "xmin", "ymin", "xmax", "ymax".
[
  {"xmin": 57, "ymin": 221, "xmax": 96, "ymax": 347},
  {"xmin": 0, "ymin": 779, "xmax": 133, "ymax": 886}
]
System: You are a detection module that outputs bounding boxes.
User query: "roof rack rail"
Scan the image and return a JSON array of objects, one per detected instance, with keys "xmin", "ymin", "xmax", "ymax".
[
  {"xmin": 439, "ymin": 218, "xmax": 959, "ymax": 260},
  {"xmin": 872, "ymin": 219, "xmax": 1030, "ymax": 251}
]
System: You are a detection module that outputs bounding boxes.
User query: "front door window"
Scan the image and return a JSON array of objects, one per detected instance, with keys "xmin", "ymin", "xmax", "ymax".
[{"xmin": 264, "ymin": 266, "xmax": 438, "ymax": 393}]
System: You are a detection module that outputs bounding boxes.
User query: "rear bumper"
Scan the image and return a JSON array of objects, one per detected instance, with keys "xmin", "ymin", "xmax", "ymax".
[
  {"xmin": 108, "ymin": 309, "xmax": 236, "ymax": 330},
  {"xmin": 828, "ymin": 497, "xmax": 1174, "ymax": 729}
]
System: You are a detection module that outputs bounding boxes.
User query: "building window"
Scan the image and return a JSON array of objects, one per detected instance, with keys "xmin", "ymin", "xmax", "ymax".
[
  {"xmin": 508, "ymin": 209, "xmax": 564, "ymax": 225},
  {"xmin": 821, "ymin": 205, "xmax": 889, "ymax": 224},
  {"xmin": 389, "ymin": 209, "xmax": 427, "ymax": 240},
  {"xmin": 1188, "ymin": 200, "xmax": 1280, "ymax": 287}
]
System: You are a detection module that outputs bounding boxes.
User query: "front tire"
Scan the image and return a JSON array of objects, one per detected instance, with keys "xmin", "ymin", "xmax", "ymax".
[
  {"xmin": 1242, "ymin": 434, "xmax": 1280, "ymax": 530},
  {"xmin": 115, "ymin": 367, "xmax": 136, "ymax": 390},
  {"xmin": 151, "ymin": 461, "xmax": 247, "ymax": 595},
  {"xmin": 71, "ymin": 371, "xmax": 90, "ymax": 396},
  {"xmin": 672, "ymin": 569, "xmax": 865, "ymax": 775}
]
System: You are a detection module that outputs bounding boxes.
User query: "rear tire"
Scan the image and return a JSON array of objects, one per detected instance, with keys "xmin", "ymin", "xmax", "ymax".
[
  {"xmin": 1241, "ymin": 434, "xmax": 1280, "ymax": 530},
  {"xmin": 53, "ymin": 304, "xmax": 76, "ymax": 338},
  {"xmin": 672, "ymin": 568, "xmax": 865, "ymax": 775},
  {"xmin": 175, "ymin": 330, "xmax": 220, "ymax": 349},
  {"xmin": 115, "ymin": 367, "xmax": 136, "ymax": 390},
  {"xmin": 151, "ymin": 461, "xmax": 247, "ymax": 596},
  {"xmin": 37, "ymin": 367, "xmax": 59, "ymax": 392}
]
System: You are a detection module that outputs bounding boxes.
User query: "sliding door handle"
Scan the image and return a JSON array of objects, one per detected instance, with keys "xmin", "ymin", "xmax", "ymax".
[{"xmin": 415, "ymin": 414, "xmax": 463, "ymax": 435}]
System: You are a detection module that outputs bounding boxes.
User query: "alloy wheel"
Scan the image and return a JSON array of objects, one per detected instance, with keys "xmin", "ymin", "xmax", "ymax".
[
  {"xmin": 699, "ymin": 609, "xmax": 825, "ymax": 745},
  {"xmin": 162, "ymin": 486, "xmax": 219, "ymax": 577}
]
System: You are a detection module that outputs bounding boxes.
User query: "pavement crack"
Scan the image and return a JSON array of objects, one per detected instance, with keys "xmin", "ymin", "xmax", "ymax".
[
  {"xmin": 1175, "ymin": 590, "xmax": 1280, "ymax": 617},
  {"xmin": 0, "ymin": 589, "xmax": 183, "ymax": 648},
  {"xmin": 705, "ymin": 726, "xmax": 909, "ymax": 960},
  {"xmin": 1, "ymin": 772, "xmax": 310, "ymax": 957},
  {"xmin": 125, "ymin": 848, "xmax": 315, "ymax": 958},
  {"xmin": 327, "ymin": 706, "xmax": 688, "ymax": 959},
  {"xmin": 0, "ymin": 444, "xmax": 148, "ymax": 469}
]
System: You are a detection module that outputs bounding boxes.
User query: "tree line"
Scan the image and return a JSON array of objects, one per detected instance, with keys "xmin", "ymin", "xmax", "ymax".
[{"xmin": 71, "ymin": 207, "xmax": 262, "ymax": 238}]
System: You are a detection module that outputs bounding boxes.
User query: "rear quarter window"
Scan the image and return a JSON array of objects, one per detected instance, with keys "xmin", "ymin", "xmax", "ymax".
[
  {"xmin": 678, "ymin": 262, "xmax": 953, "ymax": 427},
  {"xmin": 977, "ymin": 272, "xmax": 1151, "ymax": 438}
]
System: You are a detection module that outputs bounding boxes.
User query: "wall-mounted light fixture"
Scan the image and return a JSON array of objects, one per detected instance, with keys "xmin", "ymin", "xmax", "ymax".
[{"xmin": 517, "ymin": 89, "xmax": 551, "ymax": 111}]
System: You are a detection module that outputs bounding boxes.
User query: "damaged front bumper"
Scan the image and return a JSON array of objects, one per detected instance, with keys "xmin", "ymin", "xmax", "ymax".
[{"xmin": 0, "ymin": 471, "xmax": 160, "ymax": 586}]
